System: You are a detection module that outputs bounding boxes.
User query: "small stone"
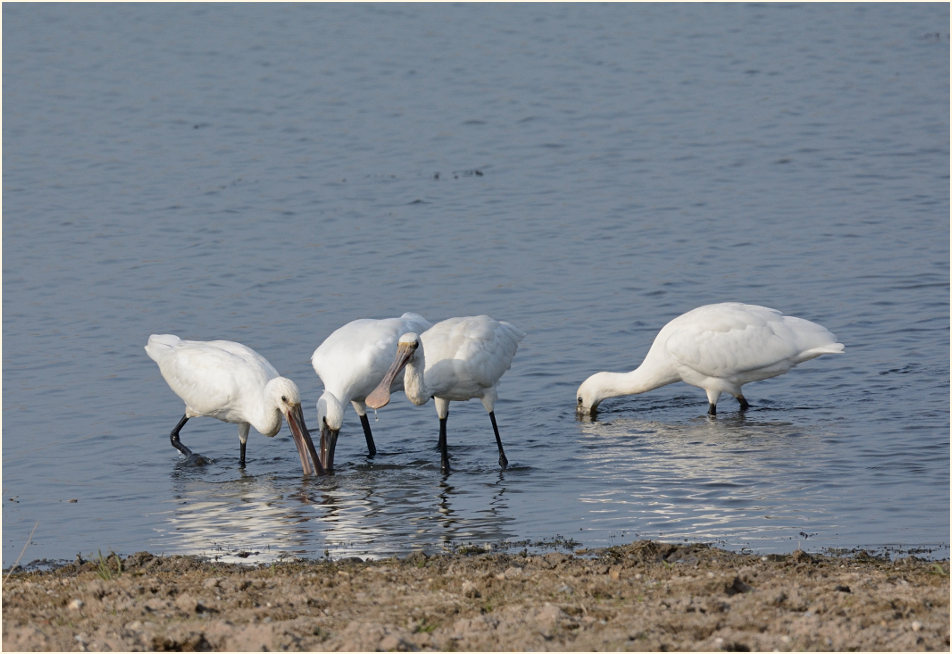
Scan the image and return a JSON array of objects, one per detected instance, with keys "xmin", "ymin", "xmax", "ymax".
[
  {"xmin": 725, "ymin": 576, "xmax": 753, "ymax": 595},
  {"xmin": 791, "ymin": 550, "xmax": 814, "ymax": 564},
  {"xmin": 544, "ymin": 552, "xmax": 568, "ymax": 568},
  {"xmin": 533, "ymin": 602, "xmax": 564, "ymax": 633},
  {"xmin": 461, "ymin": 580, "xmax": 481, "ymax": 598},
  {"xmin": 68, "ymin": 598, "xmax": 84, "ymax": 611},
  {"xmin": 202, "ymin": 577, "xmax": 221, "ymax": 590},
  {"xmin": 911, "ymin": 620, "xmax": 923, "ymax": 632},
  {"xmin": 378, "ymin": 633, "xmax": 414, "ymax": 651},
  {"xmin": 144, "ymin": 597, "xmax": 169, "ymax": 612},
  {"xmin": 175, "ymin": 593, "xmax": 200, "ymax": 613}
]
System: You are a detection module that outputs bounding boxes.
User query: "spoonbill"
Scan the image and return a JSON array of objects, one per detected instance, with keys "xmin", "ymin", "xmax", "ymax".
[
  {"xmin": 145, "ymin": 334, "xmax": 323, "ymax": 474},
  {"xmin": 311, "ymin": 312, "xmax": 432, "ymax": 472},
  {"xmin": 365, "ymin": 315, "xmax": 525, "ymax": 473},
  {"xmin": 575, "ymin": 302, "xmax": 844, "ymax": 417}
]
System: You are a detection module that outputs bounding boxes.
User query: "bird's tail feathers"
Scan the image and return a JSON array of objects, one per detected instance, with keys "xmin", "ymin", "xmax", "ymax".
[{"xmin": 802, "ymin": 342, "xmax": 845, "ymax": 358}]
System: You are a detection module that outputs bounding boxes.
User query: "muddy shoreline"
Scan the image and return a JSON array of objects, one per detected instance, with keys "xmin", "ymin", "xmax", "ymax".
[{"xmin": 3, "ymin": 540, "xmax": 949, "ymax": 651}]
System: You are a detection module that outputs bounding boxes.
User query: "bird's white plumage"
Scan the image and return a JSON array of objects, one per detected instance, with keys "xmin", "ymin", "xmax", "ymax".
[
  {"xmin": 310, "ymin": 312, "xmax": 432, "ymax": 470},
  {"xmin": 576, "ymin": 303, "xmax": 844, "ymax": 415},
  {"xmin": 148, "ymin": 335, "xmax": 283, "ymax": 430},
  {"xmin": 663, "ymin": 304, "xmax": 842, "ymax": 382},
  {"xmin": 365, "ymin": 314, "xmax": 525, "ymax": 472},
  {"xmin": 311, "ymin": 312, "xmax": 431, "ymax": 429},
  {"xmin": 417, "ymin": 315, "xmax": 524, "ymax": 402},
  {"xmin": 145, "ymin": 334, "xmax": 321, "ymax": 474}
]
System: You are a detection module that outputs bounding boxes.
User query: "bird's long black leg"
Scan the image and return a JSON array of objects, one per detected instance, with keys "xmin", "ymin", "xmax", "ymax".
[
  {"xmin": 438, "ymin": 417, "xmax": 451, "ymax": 474},
  {"xmin": 707, "ymin": 403, "xmax": 717, "ymax": 416},
  {"xmin": 359, "ymin": 413, "xmax": 377, "ymax": 457},
  {"xmin": 737, "ymin": 395, "xmax": 750, "ymax": 412},
  {"xmin": 239, "ymin": 440, "xmax": 246, "ymax": 467},
  {"xmin": 488, "ymin": 411, "xmax": 508, "ymax": 469},
  {"xmin": 169, "ymin": 414, "xmax": 193, "ymax": 457}
]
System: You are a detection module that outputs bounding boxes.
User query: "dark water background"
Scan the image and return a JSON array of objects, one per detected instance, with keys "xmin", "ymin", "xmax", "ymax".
[{"xmin": 3, "ymin": 3, "xmax": 949, "ymax": 566}]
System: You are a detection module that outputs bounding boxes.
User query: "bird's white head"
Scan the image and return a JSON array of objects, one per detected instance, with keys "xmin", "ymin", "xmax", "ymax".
[
  {"xmin": 395, "ymin": 332, "xmax": 422, "ymax": 349},
  {"xmin": 365, "ymin": 333, "xmax": 422, "ymax": 410},
  {"xmin": 576, "ymin": 372, "xmax": 609, "ymax": 418},
  {"xmin": 317, "ymin": 391, "xmax": 345, "ymax": 432},
  {"xmin": 266, "ymin": 376, "xmax": 302, "ymax": 410},
  {"xmin": 265, "ymin": 377, "xmax": 323, "ymax": 475}
]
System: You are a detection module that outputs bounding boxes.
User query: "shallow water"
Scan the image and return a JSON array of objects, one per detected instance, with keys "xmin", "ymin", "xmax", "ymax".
[{"xmin": 3, "ymin": 3, "xmax": 949, "ymax": 566}]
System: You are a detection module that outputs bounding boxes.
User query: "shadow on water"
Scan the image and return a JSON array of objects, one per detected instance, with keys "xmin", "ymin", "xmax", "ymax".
[
  {"xmin": 571, "ymin": 408, "xmax": 842, "ymax": 551},
  {"xmin": 161, "ymin": 455, "xmax": 519, "ymax": 563}
]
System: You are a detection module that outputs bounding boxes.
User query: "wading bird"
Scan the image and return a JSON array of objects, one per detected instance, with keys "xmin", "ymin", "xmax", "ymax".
[
  {"xmin": 311, "ymin": 312, "xmax": 431, "ymax": 472},
  {"xmin": 145, "ymin": 334, "xmax": 323, "ymax": 474},
  {"xmin": 366, "ymin": 315, "xmax": 525, "ymax": 473},
  {"xmin": 575, "ymin": 302, "xmax": 844, "ymax": 417}
]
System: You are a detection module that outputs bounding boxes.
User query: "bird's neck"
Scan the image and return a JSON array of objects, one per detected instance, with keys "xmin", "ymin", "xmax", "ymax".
[
  {"xmin": 248, "ymin": 382, "xmax": 283, "ymax": 437},
  {"xmin": 599, "ymin": 359, "xmax": 679, "ymax": 399},
  {"xmin": 403, "ymin": 353, "xmax": 430, "ymax": 406}
]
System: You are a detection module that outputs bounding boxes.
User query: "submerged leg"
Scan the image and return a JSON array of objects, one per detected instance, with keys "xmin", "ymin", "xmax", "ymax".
[
  {"xmin": 358, "ymin": 413, "xmax": 377, "ymax": 457},
  {"xmin": 737, "ymin": 395, "xmax": 750, "ymax": 411},
  {"xmin": 488, "ymin": 411, "xmax": 509, "ymax": 468},
  {"xmin": 169, "ymin": 414, "xmax": 193, "ymax": 457},
  {"xmin": 705, "ymin": 389, "xmax": 721, "ymax": 416},
  {"xmin": 435, "ymin": 398, "xmax": 451, "ymax": 474},
  {"xmin": 238, "ymin": 423, "xmax": 250, "ymax": 467},
  {"xmin": 438, "ymin": 417, "xmax": 450, "ymax": 474}
]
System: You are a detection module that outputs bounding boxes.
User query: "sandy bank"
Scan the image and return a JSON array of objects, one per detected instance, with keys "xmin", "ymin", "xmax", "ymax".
[{"xmin": 2, "ymin": 540, "xmax": 948, "ymax": 651}]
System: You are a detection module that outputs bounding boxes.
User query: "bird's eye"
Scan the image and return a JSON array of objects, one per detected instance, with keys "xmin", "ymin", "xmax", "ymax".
[
  {"xmin": 577, "ymin": 397, "xmax": 583, "ymax": 405},
  {"xmin": 281, "ymin": 395, "xmax": 288, "ymax": 403}
]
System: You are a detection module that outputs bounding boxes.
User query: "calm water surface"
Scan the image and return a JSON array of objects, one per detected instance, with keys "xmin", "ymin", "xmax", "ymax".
[{"xmin": 3, "ymin": 4, "xmax": 949, "ymax": 566}]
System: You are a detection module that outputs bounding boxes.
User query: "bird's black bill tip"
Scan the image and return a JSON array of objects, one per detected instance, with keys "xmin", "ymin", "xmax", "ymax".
[
  {"xmin": 575, "ymin": 407, "xmax": 598, "ymax": 422},
  {"xmin": 319, "ymin": 421, "xmax": 339, "ymax": 474}
]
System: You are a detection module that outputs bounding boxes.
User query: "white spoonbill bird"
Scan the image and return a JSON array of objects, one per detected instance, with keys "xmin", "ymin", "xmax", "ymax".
[
  {"xmin": 145, "ymin": 334, "xmax": 323, "ymax": 474},
  {"xmin": 311, "ymin": 312, "xmax": 432, "ymax": 472},
  {"xmin": 365, "ymin": 315, "xmax": 525, "ymax": 473},
  {"xmin": 576, "ymin": 303, "xmax": 844, "ymax": 417}
]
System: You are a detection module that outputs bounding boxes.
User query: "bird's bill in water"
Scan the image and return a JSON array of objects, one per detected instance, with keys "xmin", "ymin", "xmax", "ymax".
[
  {"xmin": 320, "ymin": 420, "xmax": 339, "ymax": 473},
  {"xmin": 575, "ymin": 402, "xmax": 598, "ymax": 419},
  {"xmin": 286, "ymin": 404, "xmax": 323, "ymax": 475},
  {"xmin": 365, "ymin": 341, "xmax": 415, "ymax": 409}
]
